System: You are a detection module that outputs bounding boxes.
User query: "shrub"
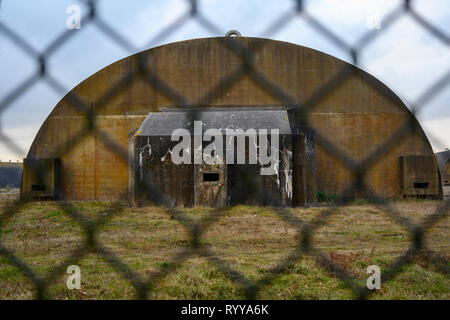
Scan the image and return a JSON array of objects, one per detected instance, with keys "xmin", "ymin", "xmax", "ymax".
[{"xmin": 317, "ymin": 191, "xmax": 337, "ymax": 203}]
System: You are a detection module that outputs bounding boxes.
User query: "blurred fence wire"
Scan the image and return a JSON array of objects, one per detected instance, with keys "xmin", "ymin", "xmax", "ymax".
[{"xmin": 0, "ymin": 0, "xmax": 449, "ymax": 299}]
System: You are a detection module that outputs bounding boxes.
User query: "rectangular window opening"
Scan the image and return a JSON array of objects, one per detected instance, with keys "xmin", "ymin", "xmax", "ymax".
[
  {"xmin": 413, "ymin": 182, "xmax": 429, "ymax": 189},
  {"xmin": 203, "ymin": 173, "xmax": 220, "ymax": 182},
  {"xmin": 31, "ymin": 185, "xmax": 46, "ymax": 191}
]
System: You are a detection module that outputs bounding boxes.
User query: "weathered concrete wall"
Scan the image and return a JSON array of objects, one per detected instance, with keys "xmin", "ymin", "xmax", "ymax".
[
  {"xmin": 25, "ymin": 37, "xmax": 434, "ymax": 200},
  {"xmin": 133, "ymin": 133, "xmax": 301, "ymax": 207},
  {"xmin": 132, "ymin": 135, "xmax": 196, "ymax": 207}
]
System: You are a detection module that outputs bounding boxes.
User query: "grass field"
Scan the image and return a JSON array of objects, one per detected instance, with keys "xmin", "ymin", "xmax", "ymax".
[{"xmin": 0, "ymin": 199, "xmax": 448, "ymax": 300}]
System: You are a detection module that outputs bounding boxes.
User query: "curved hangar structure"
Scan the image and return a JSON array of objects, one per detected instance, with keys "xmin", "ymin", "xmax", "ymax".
[{"xmin": 21, "ymin": 37, "xmax": 441, "ymax": 205}]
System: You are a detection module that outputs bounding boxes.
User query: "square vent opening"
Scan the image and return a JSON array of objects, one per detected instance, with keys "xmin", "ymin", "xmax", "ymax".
[
  {"xmin": 203, "ymin": 173, "xmax": 220, "ymax": 182},
  {"xmin": 413, "ymin": 182, "xmax": 429, "ymax": 189}
]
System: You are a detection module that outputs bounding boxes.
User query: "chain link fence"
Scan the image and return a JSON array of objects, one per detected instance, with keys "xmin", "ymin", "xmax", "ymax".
[{"xmin": 0, "ymin": 0, "xmax": 449, "ymax": 299}]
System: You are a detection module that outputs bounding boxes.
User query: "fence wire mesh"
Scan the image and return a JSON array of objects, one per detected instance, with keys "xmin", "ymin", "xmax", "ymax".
[{"xmin": 0, "ymin": 0, "xmax": 448, "ymax": 299}]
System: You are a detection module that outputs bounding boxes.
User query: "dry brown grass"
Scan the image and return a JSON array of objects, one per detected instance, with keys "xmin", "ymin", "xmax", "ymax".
[{"xmin": 0, "ymin": 199, "xmax": 448, "ymax": 299}]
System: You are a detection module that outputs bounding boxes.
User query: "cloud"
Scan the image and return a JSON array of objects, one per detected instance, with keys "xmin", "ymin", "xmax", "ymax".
[
  {"xmin": 0, "ymin": 123, "xmax": 38, "ymax": 161},
  {"xmin": 305, "ymin": 0, "xmax": 402, "ymax": 43},
  {"xmin": 362, "ymin": 15, "xmax": 450, "ymax": 105},
  {"xmin": 422, "ymin": 117, "xmax": 450, "ymax": 152}
]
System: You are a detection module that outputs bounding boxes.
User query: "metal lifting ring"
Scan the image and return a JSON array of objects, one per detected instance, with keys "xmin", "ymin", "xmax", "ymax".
[{"xmin": 225, "ymin": 30, "xmax": 241, "ymax": 37}]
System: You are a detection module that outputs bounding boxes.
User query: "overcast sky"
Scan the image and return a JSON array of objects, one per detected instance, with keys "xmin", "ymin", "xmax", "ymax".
[{"xmin": 0, "ymin": 0, "xmax": 449, "ymax": 161}]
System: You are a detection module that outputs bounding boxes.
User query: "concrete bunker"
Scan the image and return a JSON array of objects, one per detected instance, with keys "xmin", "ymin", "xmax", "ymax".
[
  {"xmin": 399, "ymin": 155, "xmax": 441, "ymax": 199},
  {"xmin": 20, "ymin": 37, "xmax": 442, "ymax": 202},
  {"xmin": 129, "ymin": 108, "xmax": 317, "ymax": 207},
  {"xmin": 21, "ymin": 159, "xmax": 61, "ymax": 199}
]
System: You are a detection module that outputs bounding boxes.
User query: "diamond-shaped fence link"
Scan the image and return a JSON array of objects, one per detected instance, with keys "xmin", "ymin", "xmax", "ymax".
[{"xmin": 0, "ymin": 0, "xmax": 448, "ymax": 299}]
